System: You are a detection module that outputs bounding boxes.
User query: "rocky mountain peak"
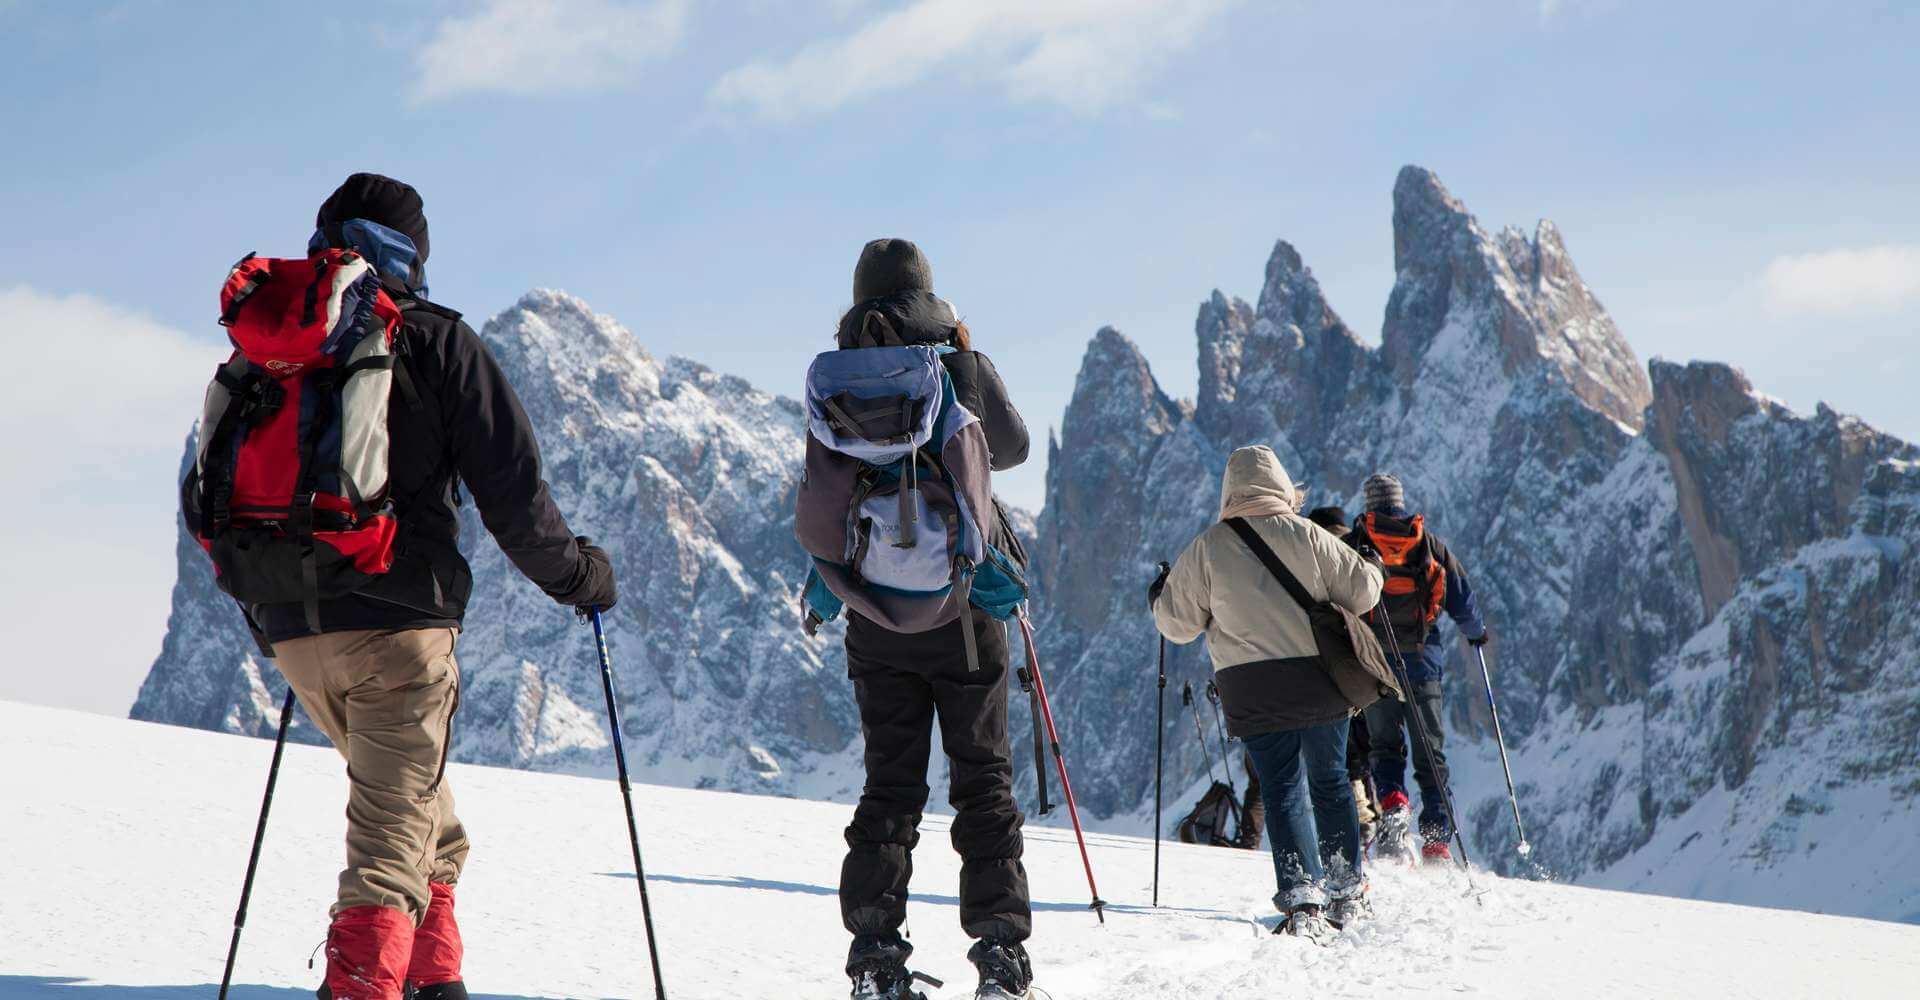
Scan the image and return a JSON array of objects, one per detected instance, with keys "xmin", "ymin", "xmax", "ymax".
[{"xmin": 1384, "ymin": 165, "xmax": 1651, "ymax": 429}]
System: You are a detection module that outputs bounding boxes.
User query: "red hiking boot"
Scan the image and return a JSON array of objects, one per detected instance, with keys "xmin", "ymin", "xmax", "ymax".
[
  {"xmin": 1421, "ymin": 838, "xmax": 1453, "ymax": 865},
  {"xmin": 1375, "ymin": 791, "xmax": 1414, "ymax": 859},
  {"xmin": 323, "ymin": 906, "xmax": 413, "ymax": 1000},
  {"xmin": 408, "ymin": 884, "xmax": 466, "ymax": 998}
]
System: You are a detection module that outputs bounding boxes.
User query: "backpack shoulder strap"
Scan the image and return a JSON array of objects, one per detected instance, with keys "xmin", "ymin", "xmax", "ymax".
[{"xmin": 1224, "ymin": 517, "xmax": 1318, "ymax": 613}]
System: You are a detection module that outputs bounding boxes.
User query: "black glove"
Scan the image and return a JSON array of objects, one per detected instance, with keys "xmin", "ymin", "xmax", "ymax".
[
  {"xmin": 1147, "ymin": 561, "xmax": 1171, "ymax": 609},
  {"xmin": 553, "ymin": 535, "xmax": 618, "ymax": 612},
  {"xmin": 1354, "ymin": 542, "xmax": 1385, "ymax": 569},
  {"xmin": 1468, "ymin": 627, "xmax": 1492, "ymax": 648}
]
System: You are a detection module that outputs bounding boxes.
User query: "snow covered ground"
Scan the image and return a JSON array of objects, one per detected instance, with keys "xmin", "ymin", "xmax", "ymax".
[{"xmin": 4, "ymin": 700, "xmax": 1914, "ymax": 999}]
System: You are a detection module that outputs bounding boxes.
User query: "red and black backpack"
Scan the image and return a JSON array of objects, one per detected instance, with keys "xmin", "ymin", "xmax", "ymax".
[
  {"xmin": 183, "ymin": 248, "xmax": 416, "ymax": 632},
  {"xmin": 1355, "ymin": 512, "xmax": 1447, "ymax": 646}
]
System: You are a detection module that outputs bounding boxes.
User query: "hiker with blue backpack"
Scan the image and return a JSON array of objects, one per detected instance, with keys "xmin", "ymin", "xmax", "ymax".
[{"xmin": 794, "ymin": 240, "xmax": 1037, "ymax": 1000}]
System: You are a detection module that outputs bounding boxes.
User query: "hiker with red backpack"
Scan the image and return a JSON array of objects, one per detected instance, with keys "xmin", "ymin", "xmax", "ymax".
[
  {"xmin": 793, "ymin": 240, "xmax": 1038, "ymax": 1000},
  {"xmin": 1347, "ymin": 473, "xmax": 1488, "ymax": 864},
  {"xmin": 183, "ymin": 174, "xmax": 617, "ymax": 1000},
  {"xmin": 1151, "ymin": 446, "xmax": 1385, "ymax": 940}
]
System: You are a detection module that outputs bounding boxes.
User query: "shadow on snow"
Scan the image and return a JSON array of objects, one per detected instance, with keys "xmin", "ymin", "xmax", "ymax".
[{"xmin": 611, "ymin": 871, "xmax": 1250, "ymax": 925}]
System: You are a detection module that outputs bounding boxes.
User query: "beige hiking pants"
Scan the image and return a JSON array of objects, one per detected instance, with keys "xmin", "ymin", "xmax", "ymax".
[{"xmin": 274, "ymin": 627, "xmax": 470, "ymax": 921}]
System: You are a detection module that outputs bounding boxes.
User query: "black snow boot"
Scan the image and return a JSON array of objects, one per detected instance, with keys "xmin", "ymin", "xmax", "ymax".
[
  {"xmin": 848, "ymin": 935, "xmax": 943, "ymax": 1000},
  {"xmin": 967, "ymin": 937, "xmax": 1032, "ymax": 999}
]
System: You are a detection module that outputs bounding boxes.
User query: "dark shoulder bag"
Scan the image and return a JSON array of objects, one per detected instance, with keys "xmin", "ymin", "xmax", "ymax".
[{"xmin": 1224, "ymin": 517, "xmax": 1401, "ymax": 712}]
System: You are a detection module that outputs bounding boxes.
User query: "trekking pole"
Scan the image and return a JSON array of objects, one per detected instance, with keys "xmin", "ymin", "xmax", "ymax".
[
  {"xmin": 1204, "ymin": 680, "xmax": 1239, "ymax": 804},
  {"xmin": 1377, "ymin": 617, "xmax": 1474, "ymax": 875},
  {"xmin": 587, "ymin": 608, "xmax": 669, "ymax": 1000},
  {"xmin": 1474, "ymin": 644, "xmax": 1531, "ymax": 857},
  {"xmin": 218, "ymin": 688, "xmax": 296, "ymax": 1000},
  {"xmin": 1015, "ymin": 609, "xmax": 1108, "ymax": 924},
  {"xmin": 1182, "ymin": 682, "xmax": 1218, "ymax": 784},
  {"xmin": 1154, "ymin": 635, "xmax": 1166, "ymax": 908}
]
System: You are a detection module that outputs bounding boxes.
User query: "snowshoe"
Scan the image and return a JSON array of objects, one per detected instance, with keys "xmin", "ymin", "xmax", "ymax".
[
  {"xmin": 1326, "ymin": 892, "xmax": 1371, "ymax": 930},
  {"xmin": 1274, "ymin": 904, "xmax": 1338, "ymax": 944},
  {"xmin": 1421, "ymin": 837, "xmax": 1453, "ymax": 866},
  {"xmin": 849, "ymin": 961, "xmax": 942, "ymax": 1000},
  {"xmin": 968, "ymin": 937, "xmax": 1033, "ymax": 999}
]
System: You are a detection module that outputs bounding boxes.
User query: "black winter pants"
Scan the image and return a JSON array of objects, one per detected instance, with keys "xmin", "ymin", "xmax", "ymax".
[
  {"xmin": 841, "ymin": 612, "xmax": 1031, "ymax": 960},
  {"xmin": 1363, "ymin": 680, "xmax": 1451, "ymax": 837}
]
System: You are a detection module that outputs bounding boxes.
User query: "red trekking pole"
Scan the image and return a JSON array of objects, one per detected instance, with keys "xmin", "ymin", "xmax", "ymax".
[{"xmin": 1014, "ymin": 609, "xmax": 1108, "ymax": 924}]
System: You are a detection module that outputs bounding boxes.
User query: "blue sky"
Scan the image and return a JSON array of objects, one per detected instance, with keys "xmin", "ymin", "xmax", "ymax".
[{"xmin": 3, "ymin": 0, "xmax": 1915, "ymax": 714}]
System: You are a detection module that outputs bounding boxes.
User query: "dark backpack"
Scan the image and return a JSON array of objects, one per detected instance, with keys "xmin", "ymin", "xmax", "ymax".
[
  {"xmin": 1176, "ymin": 781, "xmax": 1244, "ymax": 847},
  {"xmin": 182, "ymin": 248, "xmax": 411, "ymax": 633},
  {"xmin": 1354, "ymin": 512, "xmax": 1447, "ymax": 646}
]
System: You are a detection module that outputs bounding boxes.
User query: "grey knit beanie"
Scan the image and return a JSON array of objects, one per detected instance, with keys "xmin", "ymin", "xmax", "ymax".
[
  {"xmin": 853, "ymin": 238, "xmax": 934, "ymax": 303},
  {"xmin": 1363, "ymin": 473, "xmax": 1406, "ymax": 512}
]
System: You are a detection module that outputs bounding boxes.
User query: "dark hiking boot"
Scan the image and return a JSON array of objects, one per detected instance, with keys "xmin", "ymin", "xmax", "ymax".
[
  {"xmin": 968, "ymin": 937, "xmax": 1032, "ymax": 999},
  {"xmin": 849, "ymin": 959, "xmax": 941, "ymax": 1000},
  {"xmin": 1275, "ymin": 904, "xmax": 1337, "ymax": 944}
]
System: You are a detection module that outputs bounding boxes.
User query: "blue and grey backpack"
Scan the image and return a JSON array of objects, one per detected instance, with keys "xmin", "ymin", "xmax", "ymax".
[{"xmin": 794, "ymin": 301, "xmax": 1027, "ymax": 668}]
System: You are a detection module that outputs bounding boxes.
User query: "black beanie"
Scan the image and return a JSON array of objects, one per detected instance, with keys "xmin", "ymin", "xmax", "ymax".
[
  {"xmin": 316, "ymin": 173, "xmax": 430, "ymax": 264},
  {"xmin": 852, "ymin": 238, "xmax": 932, "ymax": 303},
  {"xmin": 1306, "ymin": 506, "xmax": 1350, "ymax": 533}
]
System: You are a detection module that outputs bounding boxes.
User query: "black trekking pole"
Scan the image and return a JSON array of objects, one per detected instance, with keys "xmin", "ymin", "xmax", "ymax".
[
  {"xmin": 588, "ymin": 608, "xmax": 669, "ymax": 1000},
  {"xmin": 1182, "ymin": 682, "xmax": 1219, "ymax": 784},
  {"xmin": 218, "ymin": 688, "xmax": 296, "ymax": 1000},
  {"xmin": 1153, "ymin": 634, "xmax": 1166, "ymax": 908},
  {"xmin": 1204, "ymin": 680, "xmax": 1239, "ymax": 804},
  {"xmin": 1474, "ymin": 644, "xmax": 1531, "ymax": 857},
  {"xmin": 1377, "ymin": 617, "xmax": 1474, "ymax": 875}
]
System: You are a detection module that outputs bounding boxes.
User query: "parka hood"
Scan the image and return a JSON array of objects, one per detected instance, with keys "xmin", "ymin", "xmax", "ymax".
[{"xmin": 1218, "ymin": 445, "xmax": 1307, "ymax": 520}]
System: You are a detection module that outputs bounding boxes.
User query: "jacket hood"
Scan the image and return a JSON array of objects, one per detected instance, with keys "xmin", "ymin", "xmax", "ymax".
[
  {"xmin": 835, "ymin": 289, "xmax": 960, "ymax": 349},
  {"xmin": 1218, "ymin": 445, "xmax": 1307, "ymax": 519}
]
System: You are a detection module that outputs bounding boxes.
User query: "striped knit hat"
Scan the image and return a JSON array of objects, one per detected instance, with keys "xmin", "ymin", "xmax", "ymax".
[{"xmin": 1363, "ymin": 473, "xmax": 1405, "ymax": 512}]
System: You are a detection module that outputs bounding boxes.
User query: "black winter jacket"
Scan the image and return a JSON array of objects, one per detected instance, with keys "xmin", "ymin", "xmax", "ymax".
[{"xmin": 247, "ymin": 280, "xmax": 594, "ymax": 644}]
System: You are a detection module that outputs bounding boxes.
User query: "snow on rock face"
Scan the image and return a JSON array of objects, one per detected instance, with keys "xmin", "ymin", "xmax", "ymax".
[
  {"xmin": 1035, "ymin": 166, "xmax": 1920, "ymax": 922},
  {"xmin": 135, "ymin": 290, "xmax": 864, "ymax": 798}
]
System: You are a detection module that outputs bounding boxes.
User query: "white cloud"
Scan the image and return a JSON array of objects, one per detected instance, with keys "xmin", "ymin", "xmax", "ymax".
[
  {"xmin": 0, "ymin": 287, "xmax": 212, "ymax": 716},
  {"xmin": 710, "ymin": 0, "xmax": 1239, "ymax": 121},
  {"xmin": 1762, "ymin": 244, "xmax": 1920, "ymax": 315},
  {"xmin": 411, "ymin": 0, "xmax": 690, "ymax": 104}
]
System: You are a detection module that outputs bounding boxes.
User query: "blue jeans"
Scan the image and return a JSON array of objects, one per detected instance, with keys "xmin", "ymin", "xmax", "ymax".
[{"xmin": 1244, "ymin": 720, "xmax": 1363, "ymax": 910}]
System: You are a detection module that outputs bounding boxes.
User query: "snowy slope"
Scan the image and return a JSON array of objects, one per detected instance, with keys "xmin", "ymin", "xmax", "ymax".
[{"xmin": 5, "ymin": 700, "xmax": 1915, "ymax": 1000}]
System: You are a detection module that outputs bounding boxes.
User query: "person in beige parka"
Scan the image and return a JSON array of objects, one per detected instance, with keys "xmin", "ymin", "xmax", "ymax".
[{"xmin": 1151, "ymin": 445, "xmax": 1384, "ymax": 936}]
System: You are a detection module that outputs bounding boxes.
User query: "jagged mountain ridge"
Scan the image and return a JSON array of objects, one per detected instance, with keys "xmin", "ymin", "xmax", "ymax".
[{"xmin": 1032, "ymin": 166, "xmax": 1919, "ymax": 922}]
